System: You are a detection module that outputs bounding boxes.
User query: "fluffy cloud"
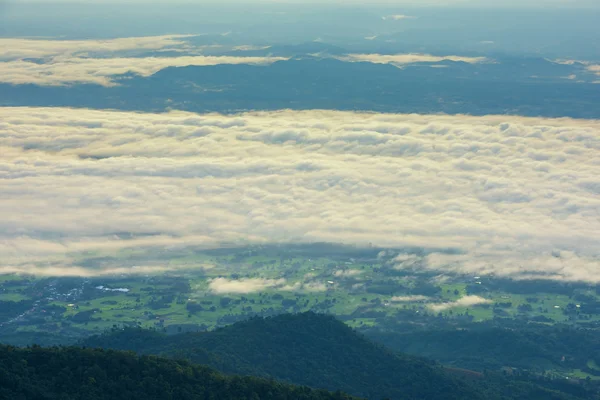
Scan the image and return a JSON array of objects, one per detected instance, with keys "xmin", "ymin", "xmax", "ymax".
[
  {"xmin": 391, "ymin": 295, "xmax": 430, "ymax": 302},
  {"xmin": 207, "ymin": 275, "xmax": 329, "ymax": 294},
  {"xmin": 428, "ymin": 296, "xmax": 492, "ymax": 312},
  {"xmin": 588, "ymin": 65, "xmax": 600, "ymax": 76},
  {"xmin": 0, "ymin": 264, "xmax": 175, "ymax": 277},
  {"xmin": 420, "ymin": 251, "xmax": 600, "ymax": 283},
  {"xmin": 0, "ymin": 36, "xmax": 197, "ymax": 60},
  {"xmin": 232, "ymin": 45, "xmax": 272, "ymax": 51},
  {"xmin": 1, "ymin": 107, "xmax": 599, "ymax": 281},
  {"xmin": 0, "ymin": 55, "xmax": 286, "ymax": 86},
  {"xmin": 0, "ymin": 36, "xmax": 285, "ymax": 86},
  {"xmin": 382, "ymin": 15, "xmax": 417, "ymax": 20},
  {"xmin": 339, "ymin": 53, "xmax": 488, "ymax": 66},
  {"xmin": 208, "ymin": 277, "xmax": 287, "ymax": 294},
  {"xmin": 333, "ymin": 269, "xmax": 364, "ymax": 278},
  {"xmin": 393, "ymin": 254, "xmax": 421, "ymax": 268},
  {"xmin": 552, "ymin": 59, "xmax": 600, "ymax": 77},
  {"xmin": 392, "ymin": 251, "xmax": 600, "ymax": 282}
]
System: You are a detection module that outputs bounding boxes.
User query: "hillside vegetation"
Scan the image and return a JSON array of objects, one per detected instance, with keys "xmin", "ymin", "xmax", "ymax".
[
  {"xmin": 82, "ymin": 312, "xmax": 598, "ymax": 400},
  {"xmin": 365, "ymin": 325, "xmax": 600, "ymax": 373},
  {"xmin": 83, "ymin": 312, "xmax": 480, "ymax": 400},
  {"xmin": 0, "ymin": 345, "xmax": 358, "ymax": 400}
]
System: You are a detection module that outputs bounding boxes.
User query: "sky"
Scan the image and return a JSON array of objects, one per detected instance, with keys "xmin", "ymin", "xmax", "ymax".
[
  {"xmin": 5, "ymin": 0, "xmax": 600, "ymax": 5},
  {"xmin": 3, "ymin": 1, "xmax": 599, "ymax": 61}
]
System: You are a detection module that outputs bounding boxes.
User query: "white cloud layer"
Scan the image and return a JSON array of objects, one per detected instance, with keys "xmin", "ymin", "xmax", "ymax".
[
  {"xmin": 0, "ymin": 36, "xmax": 285, "ymax": 86},
  {"xmin": 391, "ymin": 295, "xmax": 430, "ymax": 302},
  {"xmin": 0, "ymin": 55, "xmax": 286, "ymax": 86},
  {"xmin": 0, "ymin": 264, "xmax": 175, "ymax": 277},
  {"xmin": 0, "ymin": 37, "xmax": 492, "ymax": 85},
  {"xmin": 423, "ymin": 251, "xmax": 600, "ymax": 283},
  {"xmin": 551, "ymin": 59, "xmax": 600, "ymax": 77},
  {"xmin": 428, "ymin": 295, "xmax": 492, "ymax": 312},
  {"xmin": 208, "ymin": 277, "xmax": 328, "ymax": 294},
  {"xmin": 382, "ymin": 15, "xmax": 417, "ymax": 20},
  {"xmin": 1, "ymin": 107, "xmax": 599, "ymax": 281},
  {"xmin": 588, "ymin": 65, "xmax": 600, "ymax": 76},
  {"xmin": 208, "ymin": 277, "xmax": 287, "ymax": 294},
  {"xmin": 339, "ymin": 53, "xmax": 488, "ymax": 66},
  {"xmin": 0, "ymin": 35, "xmax": 196, "ymax": 60}
]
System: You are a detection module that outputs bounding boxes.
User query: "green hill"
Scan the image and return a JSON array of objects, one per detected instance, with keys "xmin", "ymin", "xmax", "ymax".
[
  {"xmin": 81, "ymin": 312, "xmax": 599, "ymax": 400},
  {"xmin": 82, "ymin": 312, "xmax": 484, "ymax": 400},
  {"xmin": 0, "ymin": 345, "xmax": 358, "ymax": 400}
]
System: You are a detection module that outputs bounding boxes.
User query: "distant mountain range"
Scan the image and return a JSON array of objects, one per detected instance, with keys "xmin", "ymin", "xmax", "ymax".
[{"xmin": 2, "ymin": 54, "xmax": 598, "ymax": 118}]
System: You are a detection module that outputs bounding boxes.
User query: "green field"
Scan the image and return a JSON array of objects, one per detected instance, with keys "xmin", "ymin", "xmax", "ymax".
[
  {"xmin": 2, "ymin": 244, "xmax": 600, "ymax": 379},
  {"xmin": 3, "ymin": 245, "xmax": 600, "ymax": 333}
]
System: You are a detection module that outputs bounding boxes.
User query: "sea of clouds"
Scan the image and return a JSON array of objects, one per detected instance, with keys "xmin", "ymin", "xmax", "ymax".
[{"xmin": 0, "ymin": 107, "xmax": 599, "ymax": 281}]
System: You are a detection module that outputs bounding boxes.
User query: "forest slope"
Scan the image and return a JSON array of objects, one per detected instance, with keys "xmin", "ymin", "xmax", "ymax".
[{"xmin": 0, "ymin": 345, "xmax": 358, "ymax": 400}]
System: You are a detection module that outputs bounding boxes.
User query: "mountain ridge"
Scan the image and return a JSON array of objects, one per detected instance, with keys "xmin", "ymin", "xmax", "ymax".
[{"xmin": 82, "ymin": 312, "xmax": 482, "ymax": 400}]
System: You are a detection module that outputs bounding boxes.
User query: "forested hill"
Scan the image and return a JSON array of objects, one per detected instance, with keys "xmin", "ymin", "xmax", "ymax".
[
  {"xmin": 81, "ymin": 312, "xmax": 482, "ymax": 400},
  {"xmin": 0, "ymin": 345, "xmax": 359, "ymax": 400},
  {"xmin": 81, "ymin": 312, "xmax": 598, "ymax": 400}
]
